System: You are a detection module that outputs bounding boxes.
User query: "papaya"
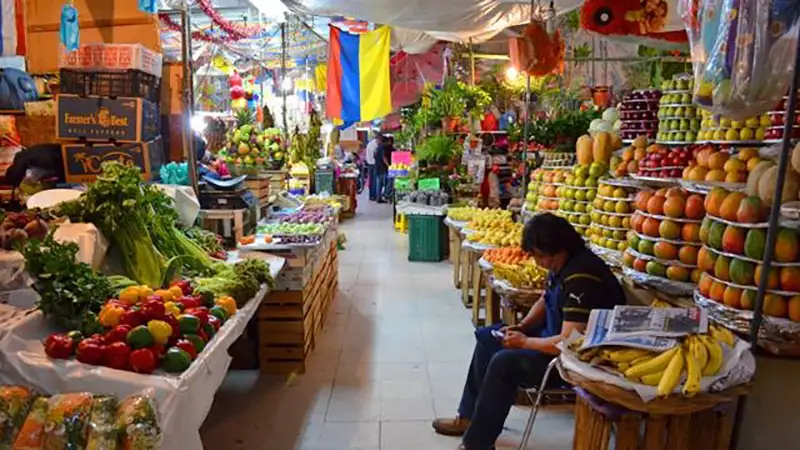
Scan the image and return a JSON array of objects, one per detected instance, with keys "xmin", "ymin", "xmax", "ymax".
[
  {"xmin": 714, "ymin": 255, "xmax": 731, "ymax": 281},
  {"xmin": 699, "ymin": 217, "xmax": 713, "ymax": 245},
  {"xmin": 576, "ymin": 135, "xmax": 594, "ymax": 165},
  {"xmin": 718, "ymin": 192, "xmax": 746, "ymax": 221},
  {"xmin": 736, "ymin": 196, "xmax": 766, "ymax": 224},
  {"xmin": 593, "ymin": 132, "xmax": 613, "ymax": 165},
  {"xmin": 774, "ymin": 228, "xmax": 799, "ymax": 263},
  {"xmin": 729, "ymin": 258, "xmax": 755, "ymax": 285},
  {"xmin": 744, "ymin": 228, "xmax": 766, "ymax": 260},
  {"xmin": 721, "ymin": 225, "xmax": 746, "ymax": 255},
  {"xmin": 707, "ymin": 221, "xmax": 727, "ymax": 250}
]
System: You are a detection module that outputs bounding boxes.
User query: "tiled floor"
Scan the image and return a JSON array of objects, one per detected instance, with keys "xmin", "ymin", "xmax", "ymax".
[{"xmin": 200, "ymin": 196, "xmax": 574, "ymax": 450}]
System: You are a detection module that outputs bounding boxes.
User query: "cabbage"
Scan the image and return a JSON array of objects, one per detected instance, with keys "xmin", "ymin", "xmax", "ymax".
[
  {"xmin": 613, "ymin": 120, "xmax": 621, "ymax": 131},
  {"xmin": 589, "ymin": 119, "xmax": 604, "ymax": 132},
  {"xmin": 589, "ymin": 119, "xmax": 613, "ymax": 136},
  {"xmin": 602, "ymin": 107, "xmax": 619, "ymax": 123}
]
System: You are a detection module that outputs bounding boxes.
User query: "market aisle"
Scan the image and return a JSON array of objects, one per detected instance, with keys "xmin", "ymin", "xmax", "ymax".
[{"xmin": 200, "ymin": 197, "xmax": 573, "ymax": 450}]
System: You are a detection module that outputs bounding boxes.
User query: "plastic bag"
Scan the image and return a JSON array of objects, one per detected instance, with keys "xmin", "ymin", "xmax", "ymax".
[
  {"xmin": 0, "ymin": 386, "xmax": 36, "ymax": 448},
  {"xmin": 85, "ymin": 396, "xmax": 118, "ymax": 450},
  {"xmin": 695, "ymin": 0, "xmax": 800, "ymax": 119},
  {"xmin": 114, "ymin": 392, "xmax": 160, "ymax": 450},
  {"xmin": 11, "ymin": 397, "xmax": 47, "ymax": 450},
  {"xmin": 41, "ymin": 393, "xmax": 92, "ymax": 450}
]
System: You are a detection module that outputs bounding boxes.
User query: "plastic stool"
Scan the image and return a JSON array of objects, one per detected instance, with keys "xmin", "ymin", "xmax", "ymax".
[{"xmin": 395, "ymin": 213, "xmax": 408, "ymax": 233}]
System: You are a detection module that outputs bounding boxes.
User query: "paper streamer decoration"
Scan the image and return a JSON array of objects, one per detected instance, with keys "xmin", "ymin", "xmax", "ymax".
[
  {"xmin": 60, "ymin": 4, "xmax": 79, "ymax": 52},
  {"xmin": 138, "ymin": 0, "xmax": 157, "ymax": 14}
]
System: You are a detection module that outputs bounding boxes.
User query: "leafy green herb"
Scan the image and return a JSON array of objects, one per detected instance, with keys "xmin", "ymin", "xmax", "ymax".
[
  {"xmin": 24, "ymin": 234, "xmax": 113, "ymax": 334},
  {"xmin": 416, "ymin": 135, "xmax": 459, "ymax": 164}
]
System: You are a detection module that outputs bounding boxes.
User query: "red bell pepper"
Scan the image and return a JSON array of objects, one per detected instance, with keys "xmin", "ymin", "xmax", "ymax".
[
  {"xmin": 197, "ymin": 330, "xmax": 209, "ymax": 344},
  {"xmin": 129, "ymin": 348, "xmax": 158, "ymax": 374},
  {"xmin": 177, "ymin": 296, "xmax": 201, "ymax": 310},
  {"xmin": 152, "ymin": 343, "xmax": 167, "ymax": 357},
  {"xmin": 171, "ymin": 280, "xmax": 193, "ymax": 296},
  {"xmin": 119, "ymin": 308, "xmax": 144, "ymax": 328},
  {"xmin": 174, "ymin": 339, "xmax": 197, "ymax": 360},
  {"xmin": 207, "ymin": 315, "xmax": 221, "ymax": 332},
  {"xmin": 43, "ymin": 334, "xmax": 74, "ymax": 359},
  {"xmin": 141, "ymin": 298, "xmax": 166, "ymax": 322},
  {"xmin": 103, "ymin": 341, "xmax": 132, "ymax": 370},
  {"xmin": 104, "ymin": 324, "xmax": 132, "ymax": 344},
  {"xmin": 76, "ymin": 337, "xmax": 106, "ymax": 365},
  {"xmin": 185, "ymin": 307, "xmax": 209, "ymax": 326}
]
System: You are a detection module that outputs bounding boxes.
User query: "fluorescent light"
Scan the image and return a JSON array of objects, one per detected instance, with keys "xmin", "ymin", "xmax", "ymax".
[
  {"xmin": 191, "ymin": 115, "xmax": 207, "ymax": 133},
  {"xmin": 505, "ymin": 66, "xmax": 519, "ymax": 81}
]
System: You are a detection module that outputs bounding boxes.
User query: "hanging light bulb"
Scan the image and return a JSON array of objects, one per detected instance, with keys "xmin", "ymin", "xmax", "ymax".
[{"xmin": 505, "ymin": 66, "xmax": 519, "ymax": 82}]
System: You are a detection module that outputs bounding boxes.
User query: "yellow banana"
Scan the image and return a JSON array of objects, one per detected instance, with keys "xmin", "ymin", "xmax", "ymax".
[
  {"xmin": 657, "ymin": 347, "xmax": 685, "ymax": 398},
  {"xmin": 640, "ymin": 370, "xmax": 664, "ymax": 386},
  {"xmin": 688, "ymin": 336, "xmax": 709, "ymax": 373},
  {"xmin": 624, "ymin": 347, "xmax": 681, "ymax": 379},
  {"xmin": 630, "ymin": 355, "xmax": 654, "ymax": 366},
  {"xmin": 650, "ymin": 299, "xmax": 672, "ymax": 308},
  {"xmin": 710, "ymin": 325, "xmax": 735, "ymax": 348},
  {"xmin": 602, "ymin": 348, "xmax": 652, "ymax": 363},
  {"xmin": 579, "ymin": 347, "xmax": 601, "ymax": 362},
  {"xmin": 682, "ymin": 345, "xmax": 701, "ymax": 397},
  {"xmin": 616, "ymin": 362, "xmax": 631, "ymax": 372},
  {"xmin": 699, "ymin": 335, "xmax": 723, "ymax": 377}
]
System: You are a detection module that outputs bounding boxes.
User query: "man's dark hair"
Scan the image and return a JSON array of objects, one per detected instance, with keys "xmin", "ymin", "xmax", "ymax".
[{"xmin": 522, "ymin": 212, "xmax": 586, "ymax": 256}]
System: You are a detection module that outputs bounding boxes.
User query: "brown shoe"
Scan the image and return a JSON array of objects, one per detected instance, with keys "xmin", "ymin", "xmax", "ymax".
[{"xmin": 432, "ymin": 416, "xmax": 470, "ymax": 436}]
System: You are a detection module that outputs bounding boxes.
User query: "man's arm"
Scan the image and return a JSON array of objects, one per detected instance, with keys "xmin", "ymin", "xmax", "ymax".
[
  {"xmin": 518, "ymin": 321, "xmax": 586, "ymax": 355},
  {"xmin": 516, "ymin": 294, "xmax": 546, "ymax": 330}
]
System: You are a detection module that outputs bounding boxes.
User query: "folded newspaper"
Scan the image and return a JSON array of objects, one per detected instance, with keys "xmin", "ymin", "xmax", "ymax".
[
  {"xmin": 607, "ymin": 305, "xmax": 708, "ymax": 339},
  {"xmin": 580, "ymin": 309, "xmax": 679, "ymax": 352}
]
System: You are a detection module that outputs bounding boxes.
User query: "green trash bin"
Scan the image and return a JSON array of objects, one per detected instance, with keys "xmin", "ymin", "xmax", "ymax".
[{"xmin": 407, "ymin": 214, "xmax": 448, "ymax": 262}]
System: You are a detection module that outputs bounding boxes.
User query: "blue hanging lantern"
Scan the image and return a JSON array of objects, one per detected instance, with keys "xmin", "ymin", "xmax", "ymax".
[
  {"xmin": 60, "ymin": 3, "xmax": 79, "ymax": 52},
  {"xmin": 138, "ymin": 0, "xmax": 157, "ymax": 14}
]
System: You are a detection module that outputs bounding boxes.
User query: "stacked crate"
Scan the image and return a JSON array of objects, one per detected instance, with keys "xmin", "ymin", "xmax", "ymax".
[
  {"xmin": 55, "ymin": 44, "xmax": 165, "ymax": 182},
  {"xmin": 257, "ymin": 230, "xmax": 339, "ymax": 373}
]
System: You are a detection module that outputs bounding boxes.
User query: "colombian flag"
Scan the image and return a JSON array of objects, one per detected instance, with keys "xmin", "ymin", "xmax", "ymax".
[{"xmin": 326, "ymin": 25, "xmax": 392, "ymax": 128}]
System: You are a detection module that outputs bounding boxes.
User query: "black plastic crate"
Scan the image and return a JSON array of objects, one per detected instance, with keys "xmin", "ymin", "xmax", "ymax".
[{"xmin": 59, "ymin": 69, "xmax": 161, "ymax": 102}]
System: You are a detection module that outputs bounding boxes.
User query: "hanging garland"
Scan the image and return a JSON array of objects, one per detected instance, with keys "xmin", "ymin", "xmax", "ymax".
[
  {"xmin": 159, "ymin": 14, "xmax": 233, "ymax": 44},
  {"xmin": 194, "ymin": 0, "xmax": 269, "ymax": 40}
]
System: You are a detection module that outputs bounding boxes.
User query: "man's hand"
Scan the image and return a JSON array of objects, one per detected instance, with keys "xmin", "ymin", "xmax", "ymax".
[
  {"xmin": 502, "ymin": 330, "xmax": 528, "ymax": 349},
  {"xmin": 500, "ymin": 324, "xmax": 522, "ymax": 334}
]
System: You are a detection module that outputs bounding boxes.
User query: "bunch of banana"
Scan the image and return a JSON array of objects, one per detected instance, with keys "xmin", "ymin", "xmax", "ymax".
[
  {"xmin": 493, "ymin": 260, "xmax": 547, "ymax": 288},
  {"xmin": 519, "ymin": 261, "xmax": 548, "ymax": 289}
]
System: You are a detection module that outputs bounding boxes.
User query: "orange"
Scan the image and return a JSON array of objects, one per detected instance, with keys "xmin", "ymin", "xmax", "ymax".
[
  {"xmin": 684, "ymin": 195, "xmax": 706, "ymax": 220},
  {"xmin": 647, "ymin": 195, "xmax": 667, "ymax": 215},
  {"xmin": 643, "ymin": 218, "xmax": 662, "ymax": 237},
  {"xmin": 663, "ymin": 196, "xmax": 687, "ymax": 218},
  {"xmin": 635, "ymin": 191, "xmax": 654, "ymax": 212},
  {"xmin": 708, "ymin": 152, "xmax": 730, "ymax": 170}
]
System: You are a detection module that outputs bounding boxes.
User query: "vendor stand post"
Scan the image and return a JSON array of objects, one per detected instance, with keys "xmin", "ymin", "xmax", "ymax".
[{"xmin": 180, "ymin": 1, "xmax": 198, "ymax": 196}]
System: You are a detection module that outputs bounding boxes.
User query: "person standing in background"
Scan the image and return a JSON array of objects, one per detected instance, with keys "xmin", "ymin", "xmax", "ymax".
[
  {"xmin": 365, "ymin": 132, "xmax": 380, "ymax": 201},
  {"xmin": 375, "ymin": 135, "xmax": 391, "ymax": 203}
]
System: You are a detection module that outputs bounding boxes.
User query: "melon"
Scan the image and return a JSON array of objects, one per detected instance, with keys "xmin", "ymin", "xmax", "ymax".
[
  {"xmin": 757, "ymin": 166, "xmax": 800, "ymax": 205},
  {"xmin": 792, "ymin": 142, "xmax": 800, "ymax": 175},
  {"xmin": 746, "ymin": 161, "xmax": 774, "ymax": 197},
  {"xmin": 576, "ymin": 135, "xmax": 594, "ymax": 165}
]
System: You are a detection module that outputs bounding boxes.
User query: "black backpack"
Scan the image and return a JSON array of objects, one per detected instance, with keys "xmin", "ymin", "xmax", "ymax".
[{"xmin": 0, "ymin": 68, "xmax": 38, "ymax": 112}]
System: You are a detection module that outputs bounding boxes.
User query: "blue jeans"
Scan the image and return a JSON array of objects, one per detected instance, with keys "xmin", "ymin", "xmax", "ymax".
[
  {"xmin": 368, "ymin": 164, "xmax": 377, "ymax": 200},
  {"xmin": 375, "ymin": 171, "xmax": 388, "ymax": 200},
  {"xmin": 458, "ymin": 324, "xmax": 556, "ymax": 450}
]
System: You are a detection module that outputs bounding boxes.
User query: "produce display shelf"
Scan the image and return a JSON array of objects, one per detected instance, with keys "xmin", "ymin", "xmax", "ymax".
[
  {"xmin": 593, "ymin": 209, "xmax": 634, "ymax": 217},
  {"xmin": 0, "ymin": 275, "xmax": 281, "ymax": 450},
  {"xmin": 677, "ymin": 179, "xmax": 746, "ymax": 193},
  {"xmin": 634, "ymin": 210, "xmax": 703, "ymax": 224},
  {"xmin": 701, "ymin": 271, "xmax": 800, "ymax": 297},
  {"xmin": 702, "ymin": 245, "xmax": 800, "ymax": 267},
  {"xmin": 655, "ymin": 141, "xmax": 694, "ymax": 146},
  {"xmin": 621, "ymin": 266, "xmax": 697, "ymax": 297},
  {"xmin": 626, "ymin": 248, "xmax": 699, "ymax": 269},
  {"xmin": 696, "ymin": 140, "xmax": 770, "ymax": 146},
  {"xmin": 633, "ymin": 231, "xmax": 702, "ymax": 246},
  {"xmin": 629, "ymin": 174, "xmax": 681, "ymax": 185},
  {"xmin": 596, "ymin": 194, "xmax": 636, "ymax": 202}
]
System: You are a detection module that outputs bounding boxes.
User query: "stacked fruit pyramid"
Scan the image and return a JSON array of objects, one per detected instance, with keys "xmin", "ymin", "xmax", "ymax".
[
  {"xmin": 555, "ymin": 164, "xmax": 605, "ymax": 236},
  {"xmin": 697, "ymin": 108, "xmax": 771, "ymax": 144},
  {"xmin": 657, "ymin": 75, "xmax": 700, "ymax": 144},
  {"xmin": 681, "ymin": 146, "xmax": 762, "ymax": 185},
  {"xmin": 568, "ymin": 319, "xmax": 738, "ymax": 398},
  {"xmin": 696, "ymin": 188, "xmax": 800, "ymax": 322},
  {"xmin": 587, "ymin": 180, "xmax": 638, "ymax": 253},
  {"xmin": 610, "ymin": 136, "xmax": 648, "ymax": 177},
  {"xmin": 527, "ymin": 167, "xmax": 572, "ymax": 213},
  {"xmin": 618, "ymin": 89, "xmax": 661, "ymax": 142},
  {"xmin": 623, "ymin": 188, "xmax": 707, "ymax": 283}
]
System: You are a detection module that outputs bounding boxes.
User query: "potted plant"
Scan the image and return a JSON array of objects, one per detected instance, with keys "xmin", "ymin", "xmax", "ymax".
[
  {"xmin": 416, "ymin": 135, "xmax": 459, "ymax": 170},
  {"xmin": 433, "ymin": 79, "xmax": 466, "ymax": 132}
]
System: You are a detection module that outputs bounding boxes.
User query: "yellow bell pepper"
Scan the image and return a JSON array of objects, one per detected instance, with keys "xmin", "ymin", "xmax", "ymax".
[
  {"xmin": 98, "ymin": 304, "xmax": 125, "ymax": 327},
  {"xmin": 119, "ymin": 286, "xmax": 141, "ymax": 306},
  {"xmin": 153, "ymin": 289, "xmax": 174, "ymax": 302},
  {"xmin": 147, "ymin": 320, "xmax": 172, "ymax": 345},
  {"xmin": 163, "ymin": 301, "xmax": 181, "ymax": 317},
  {"xmin": 139, "ymin": 286, "xmax": 154, "ymax": 300},
  {"xmin": 215, "ymin": 296, "xmax": 237, "ymax": 315},
  {"xmin": 168, "ymin": 285, "xmax": 184, "ymax": 300}
]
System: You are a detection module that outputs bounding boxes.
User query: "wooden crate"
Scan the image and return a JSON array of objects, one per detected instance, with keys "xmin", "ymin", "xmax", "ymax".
[
  {"xmin": 245, "ymin": 175, "xmax": 271, "ymax": 207},
  {"xmin": 258, "ymin": 240, "xmax": 339, "ymax": 374},
  {"xmin": 262, "ymin": 169, "xmax": 288, "ymax": 192}
]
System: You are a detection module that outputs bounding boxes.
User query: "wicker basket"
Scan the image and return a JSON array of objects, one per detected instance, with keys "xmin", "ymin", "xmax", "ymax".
[
  {"xmin": 16, "ymin": 115, "xmax": 56, "ymax": 148},
  {"xmin": 560, "ymin": 367, "xmax": 751, "ymax": 414}
]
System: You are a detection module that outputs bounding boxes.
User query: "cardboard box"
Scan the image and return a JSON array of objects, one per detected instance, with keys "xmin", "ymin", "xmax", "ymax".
[
  {"xmin": 62, "ymin": 138, "xmax": 164, "ymax": 183},
  {"xmin": 56, "ymin": 94, "xmax": 159, "ymax": 143},
  {"xmin": 59, "ymin": 44, "xmax": 163, "ymax": 78}
]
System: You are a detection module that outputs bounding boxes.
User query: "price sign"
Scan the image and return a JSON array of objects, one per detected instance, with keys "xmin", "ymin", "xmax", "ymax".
[
  {"xmin": 394, "ymin": 178, "xmax": 412, "ymax": 191},
  {"xmin": 418, "ymin": 178, "xmax": 441, "ymax": 191}
]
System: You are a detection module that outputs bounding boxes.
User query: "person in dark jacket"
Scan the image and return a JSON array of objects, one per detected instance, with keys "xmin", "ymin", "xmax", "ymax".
[
  {"xmin": 0, "ymin": 143, "xmax": 64, "ymax": 187},
  {"xmin": 432, "ymin": 213, "xmax": 626, "ymax": 450}
]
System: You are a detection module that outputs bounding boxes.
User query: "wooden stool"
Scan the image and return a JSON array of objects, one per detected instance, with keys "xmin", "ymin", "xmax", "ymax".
[
  {"xmin": 460, "ymin": 245, "xmax": 477, "ymax": 307},
  {"xmin": 448, "ymin": 226, "xmax": 463, "ymax": 289},
  {"xmin": 562, "ymin": 368, "xmax": 750, "ymax": 450}
]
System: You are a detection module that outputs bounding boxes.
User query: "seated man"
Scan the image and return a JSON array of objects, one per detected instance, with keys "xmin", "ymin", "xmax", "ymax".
[{"xmin": 432, "ymin": 213, "xmax": 626, "ymax": 450}]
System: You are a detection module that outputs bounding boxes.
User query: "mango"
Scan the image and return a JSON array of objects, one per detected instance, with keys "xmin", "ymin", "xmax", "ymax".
[
  {"xmin": 714, "ymin": 255, "xmax": 731, "ymax": 281},
  {"xmin": 721, "ymin": 225, "xmax": 746, "ymax": 255},
  {"xmin": 744, "ymin": 229, "xmax": 766, "ymax": 260},
  {"xmin": 718, "ymin": 192, "xmax": 746, "ymax": 221},
  {"xmin": 707, "ymin": 221, "xmax": 727, "ymax": 250},
  {"xmin": 729, "ymin": 259, "xmax": 755, "ymax": 285},
  {"xmin": 736, "ymin": 196, "xmax": 766, "ymax": 224},
  {"xmin": 780, "ymin": 267, "xmax": 800, "ymax": 292},
  {"xmin": 699, "ymin": 217, "xmax": 713, "ymax": 244},
  {"xmin": 774, "ymin": 228, "xmax": 799, "ymax": 263},
  {"xmin": 646, "ymin": 261, "xmax": 667, "ymax": 277}
]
